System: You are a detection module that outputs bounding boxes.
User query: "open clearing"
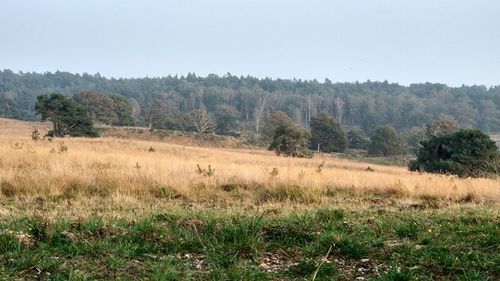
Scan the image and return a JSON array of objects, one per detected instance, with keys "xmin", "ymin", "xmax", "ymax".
[{"xmin": 0, "ymin": 118, "xmax": 498, "ymax": 280}]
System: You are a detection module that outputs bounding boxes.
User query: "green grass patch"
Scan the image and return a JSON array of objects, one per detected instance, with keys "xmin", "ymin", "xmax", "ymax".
[{"xmin": 0, "ymin": 206, "xmax": 497, "ymax": 280}]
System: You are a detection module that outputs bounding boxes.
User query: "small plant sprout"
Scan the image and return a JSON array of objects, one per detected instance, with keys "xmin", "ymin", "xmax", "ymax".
[
  {"xmin": 11, "ymin": 142, "xmax": 24, "ymax": 150},
  {"xmin": 196, "ymin": 164, "xmax": 215, "ymax": 177},
  {"xmin": 148, "ymin": 146, "xmax": 155, "ymax": 152},
  {"xmin": 135, "ymin": 162, "xmax": 142, "ymax": 169},
  {"xmin": 269, "ymin": 167, "xmax": 279, "ymax": 180},
  {"xmin": 31, "ymin": 128, "xmax": 41, "ymax": 141},
  {"xmin": 58, "ymin": 142, "xmax": 68, "ymax": 153},
  {"xmin": 315, "ymin": 161, "xmax": 325, "ymax": 174},
  {"xmin": 298, "ymin": 170, "xmax": 306, "ymax": 179}
]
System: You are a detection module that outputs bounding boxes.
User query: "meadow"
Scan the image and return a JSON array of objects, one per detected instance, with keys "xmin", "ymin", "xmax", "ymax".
[{"xmin": 0, "ymin": 118, "xmax": 498, "ymax": 280}]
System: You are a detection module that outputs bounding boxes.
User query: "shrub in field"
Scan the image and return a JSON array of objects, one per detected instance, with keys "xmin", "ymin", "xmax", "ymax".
[
  {"xmin": 269, "ymin": 124, "xmax": 312, "ymax": 158},
  {"xmin": 1, "ymin": 181, "xmax": 16, "ymax": 198},
  {"xmin": 58, "ymin": 142, "xmax": 68, "ymax": 153},
  {"xmin": 409, "ymin": 129, "xmax": 499, "ymax": 178},
  {"xmin": 31, "ymin": 128, "xmax": 41, "ymax": 141},
  {"xmin": 196, "ymin": 164, "xmax": 215, "ymax": 177}
]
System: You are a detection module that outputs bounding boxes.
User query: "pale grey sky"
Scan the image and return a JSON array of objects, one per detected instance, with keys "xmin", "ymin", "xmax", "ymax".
[{"xmin": 1, "ymin": 0, "xmax": 499, "ymax": 86}]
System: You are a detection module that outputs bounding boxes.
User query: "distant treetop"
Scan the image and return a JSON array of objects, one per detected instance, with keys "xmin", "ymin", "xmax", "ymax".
[{"xmin": 1, "ymin": 70, "xmax": 499, "ymax": 134}]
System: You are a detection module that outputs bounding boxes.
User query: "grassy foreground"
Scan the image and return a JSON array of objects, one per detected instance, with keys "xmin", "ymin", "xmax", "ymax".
[
  {"xmin": 0, "ymin": 118, "xmax": 499, "ymax": 280},
  {"xmin": 0, "ymin": 201, "xmax": 498, "ymax": 280}
]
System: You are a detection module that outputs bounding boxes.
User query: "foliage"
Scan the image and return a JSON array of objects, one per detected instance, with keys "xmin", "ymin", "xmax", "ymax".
[
  {"xmin": 196, "ymin": 164, "xmax": 215, "ymax": 177},
  {"xmin": 261, "ymin": 111, "xmax": 293, "ymax": 144},
  {"xmin": 409, "ymin": 129, "xmax": 500, "ymax": 178},
  {"xmin": 74, "ymin": 91, "xmax": 118, "ymax": 125},
  {"xmin": 31, "ymin": 128, "xmax": 41, "ymax": 141},
  {"xmin": 1, "ymin": 70, "xmax": 500, "ymax": 135},
  {"xmin": 147, "ymin": 99, "xmax": 168, "ymax": 129},
  {"xmin": 309, "ymin": 112, "xmax": 347, "ymax": 153},
  {"xmin": 58, "ymin": 142, "xmax": 68, "ymax": 153},
  {"xmin": 110, "ymin": 94, "xmax": 135, "ymax": 126},
  {"xmin": 347, "ymin": 128, "xmax": 370, "ymax": 150},
  {"xmin": 0, "ymin": 206, "xmax": 497, "ymax": 280},
  {"xmin": 34, "ymin": 93, "xmax": 98, "ymax": 137},
  {"xmin": 165, "ymin": 113, "xmax": 196, "ymax": 132},
  {"xmin": 213, "ymin": 105, "xmax": 239, "ymax": 136},
  {"xmin": 368, "ymin": 126, "xmax": 407, "ymax": 156},
  {"xmin": 269, "ymin": 124, "xmax": 312, "ymax": 158}
]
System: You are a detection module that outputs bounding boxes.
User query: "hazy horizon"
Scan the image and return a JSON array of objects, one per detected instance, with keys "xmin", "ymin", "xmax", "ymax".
[
  {"xmin": 1, "ymin": 0, "xmax": 499, "ymax": 87},
  {"xmin": 3, "ymin": 68, "xmax": 500, "ymax": 89}
]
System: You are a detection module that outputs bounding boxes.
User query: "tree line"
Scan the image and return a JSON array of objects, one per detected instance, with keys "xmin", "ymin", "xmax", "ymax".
[
  {"xmin": 1, "ymin": 70, "xmax": 499, "ymax": 135},
  {"xmin": 21, "ymin": 72, "xmax": 500, "ymax": 179}
]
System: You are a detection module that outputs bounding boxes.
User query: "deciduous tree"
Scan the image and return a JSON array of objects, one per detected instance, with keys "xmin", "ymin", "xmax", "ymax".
[
  {"xmin": 213, "ymin": 105, "xmax": 239, "ymax": 135},
  {"xmin": 74, "ymin": 91, "xmax": 117, "ymax": 125},
  {"xmin": 110, "ymin": 94, "xmax": 134, "ymax": 126},
  {"xmin": 368, "ymin": 125, "xmax": 406, "ymax": 156},
  {"xmin": 348, "ymin": 128, "xmax": 370, "ymax": 150}
]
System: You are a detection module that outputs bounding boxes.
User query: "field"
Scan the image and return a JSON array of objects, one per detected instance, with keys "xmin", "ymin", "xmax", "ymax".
[{"xmin": 0, "ymin": 118, "xmax": 499, "ymax": 280}]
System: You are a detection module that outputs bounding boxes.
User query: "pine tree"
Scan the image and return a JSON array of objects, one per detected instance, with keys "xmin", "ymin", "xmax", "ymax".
[{"xmin": 35, "ymin": 93, "xmax": 98, "ymax": 137}]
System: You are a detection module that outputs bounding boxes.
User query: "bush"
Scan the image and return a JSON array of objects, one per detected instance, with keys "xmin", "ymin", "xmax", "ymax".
[
  {"xmin": 31, "ymin": 128, "xmax": 41, "ymax": 141},
  {"xmin": 409, "ymin": 129, "xmax": 499, "ymax": 178},
  {"xmin": 268, "ymin": 124, "xmax": 312, "ymax": 158},
  {"xmin": 368, "ymin": 126, "xmax": 407, "ymax": 156},
  {"xmin": 1, "ymin": 181, "xmax": 16, "ymax": 198}
]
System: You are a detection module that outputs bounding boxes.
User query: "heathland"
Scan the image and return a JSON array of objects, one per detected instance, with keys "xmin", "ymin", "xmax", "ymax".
[{"xmin": 0, "ymin": 118, "xmax": 498, "ymax": 280}]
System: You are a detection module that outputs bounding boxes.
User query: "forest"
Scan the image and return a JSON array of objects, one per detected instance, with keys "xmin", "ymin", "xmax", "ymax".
[{"xmin": 1, "ymin": 69, "xmax": 499, "ymax": 137}]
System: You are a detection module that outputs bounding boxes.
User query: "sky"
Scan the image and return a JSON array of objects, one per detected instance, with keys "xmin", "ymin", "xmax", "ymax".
[{"xmin": 1, "ymin": 0, "xmax": 499, "ymax": 86}]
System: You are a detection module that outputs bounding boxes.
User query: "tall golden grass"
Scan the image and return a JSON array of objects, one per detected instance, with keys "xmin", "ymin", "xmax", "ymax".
[{"xmin": 0, "ymin": 118, "xmax": 499, "ymax": 207}]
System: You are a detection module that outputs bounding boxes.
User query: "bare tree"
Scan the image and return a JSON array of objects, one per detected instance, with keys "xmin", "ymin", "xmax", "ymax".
[
  {"xmin": 191, "ymin": 110, "xmax": 216, "ymax": 140},
  {"xmin": 425, "ymin": 116, "xmax": 459, "ymax": 137}
]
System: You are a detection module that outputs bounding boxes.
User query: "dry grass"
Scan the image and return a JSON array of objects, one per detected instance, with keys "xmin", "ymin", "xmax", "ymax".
[
  {"xmin": 0, "ymin": 118, "xmax": 499, "ymax": 216},
  {"xmin": 2, "ymin": 118, "xmax": 499, "ymax": 280}
]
